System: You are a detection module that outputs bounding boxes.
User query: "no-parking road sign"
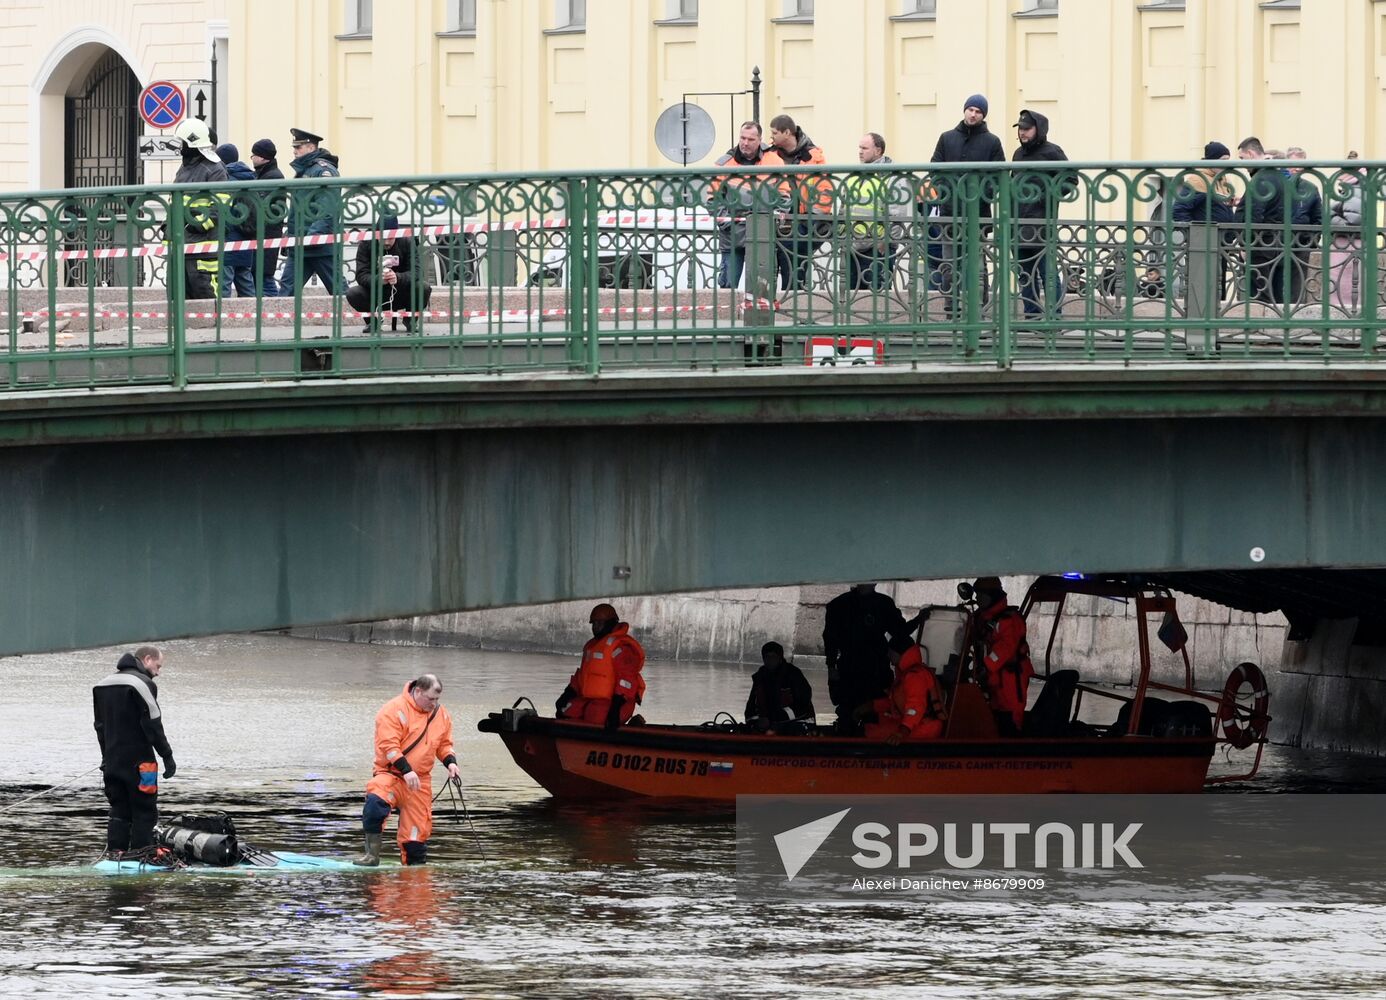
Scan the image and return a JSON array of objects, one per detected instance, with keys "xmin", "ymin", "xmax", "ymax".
[{"xmin": 138, "ymin": 81, "xmax": 186, "ymax": 129}]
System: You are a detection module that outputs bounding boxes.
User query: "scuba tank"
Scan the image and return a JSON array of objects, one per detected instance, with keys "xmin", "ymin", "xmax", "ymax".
[{"xmin": 154, "ymin": 811, "xmax": 241, "ymax": 866}]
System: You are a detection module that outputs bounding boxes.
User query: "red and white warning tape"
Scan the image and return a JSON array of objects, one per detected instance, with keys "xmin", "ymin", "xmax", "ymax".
[
  {"xmin": 0, "ymin": 209, "xmax": 723, "ymax": 264},
  {"xmin": 15, "ymin": 303, "xmax": 726, "ymax": 323}
]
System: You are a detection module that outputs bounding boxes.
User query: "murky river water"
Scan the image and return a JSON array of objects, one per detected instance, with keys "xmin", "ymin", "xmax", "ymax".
[{"xmin": 2, "ymin": 634, "xmax": 1385, "ymax": 999}]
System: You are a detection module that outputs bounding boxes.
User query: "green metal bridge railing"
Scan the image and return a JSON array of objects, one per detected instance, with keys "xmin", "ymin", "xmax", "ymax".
[{"xmin": 0, "ymin": 160, "xmax": 1379, "ymax": 391}]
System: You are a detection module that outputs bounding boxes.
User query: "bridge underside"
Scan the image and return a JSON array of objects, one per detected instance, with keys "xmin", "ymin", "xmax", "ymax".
[{"xmin": 3, "ymin": 374, "xmax": 1386, "ymax": 655}]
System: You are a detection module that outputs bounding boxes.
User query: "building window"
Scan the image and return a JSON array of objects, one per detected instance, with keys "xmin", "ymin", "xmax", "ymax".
[
  {"xmin": 901, "ymin": 0, "xmax": 937, "ymax": 14},
  {"xmin": 774, "ymin": 0, "xmax": 814, "ymax": 22},
  {"xmin": 1015, "ymin": 0, "xmax": 1058, "ymax": 16},
  {"xmin": 448, "ymin": 0, "xmax": 477, "ymax": 32},
  {"xmin": 557, "ymin": 0, "xmax": 586, "ymax": 29},
  {"xmin": 345, "ymin": 0, "xmax": 372, "ymax": 36},
  {"xmin": 659, "ymin": 0, "xmax": 698, "ymax": 22}
]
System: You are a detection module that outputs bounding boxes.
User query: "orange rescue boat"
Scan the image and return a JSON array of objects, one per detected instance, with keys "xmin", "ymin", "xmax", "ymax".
[{"xmin": 477, "ymin": 576, "xmax": 1270, "ymax": 802}]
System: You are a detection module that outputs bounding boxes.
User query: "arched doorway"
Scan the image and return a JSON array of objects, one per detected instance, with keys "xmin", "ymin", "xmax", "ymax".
[
  {"xmin": 63, "ymin": 48, "xmax": 139, "ymax": 190},
  {"xmin": 51, "ymin": 47, "xmax": 141, "ymax": 286}
]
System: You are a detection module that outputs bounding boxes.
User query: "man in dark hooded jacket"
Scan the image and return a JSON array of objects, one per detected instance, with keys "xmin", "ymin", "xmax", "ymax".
[
  {"xmin": 93, "ymin": 647, "xmax": 175, "ymax": 857},
  {"xmin": 1011, "ymin": 109, "xmax": 1074, "ymax": 320},
  {"xmin": 278, "ymin": 127, "xmax": 343, "ymax": 296},
  {"xmin": 927, "ymin": 95, "xmax": 1005, "ymax": 311}
]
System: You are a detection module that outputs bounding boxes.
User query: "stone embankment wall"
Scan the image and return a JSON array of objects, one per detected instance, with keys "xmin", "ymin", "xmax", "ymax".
[{"xmin": 295, "ymin": 574, "xmax": 1286, "ymax": 702}]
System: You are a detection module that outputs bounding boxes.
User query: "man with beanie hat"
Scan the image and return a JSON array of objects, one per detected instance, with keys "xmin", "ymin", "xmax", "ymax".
[
  {"xmin": 926, "ymin": 94, "xmax": 1005, "ymax": 315},
  {"xmin": 216, "ymin": 144, "xmax": 262, "ymax": 297},
  {"xmin": 240, "ymin": 139, "xmax": 286, "ymax": 297}
]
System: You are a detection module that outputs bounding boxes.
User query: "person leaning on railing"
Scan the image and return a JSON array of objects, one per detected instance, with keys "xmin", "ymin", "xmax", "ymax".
[
  {"xmin": 169, "ymin": 118, "xmax": 231, "ymax": 301},
  {"xmin": 1232, "ymin": 137, "xmax": 1294, "ymax": 306},
  {"xmin": 1171, "ymin": 141, "xmax": 1237, "ymax": 301},
  {"xmin": 841, "ymin": 132, "xmax": 909, "ymax": 292},
  {"xmin": 761, "ymin": 114, "xmax": 832, "ymax": 292},
  {"xmin": 344, "ymin": 215, "xmax": 433, "ymax": 333},
  {"xmin": 1328, "ymin": 151, "xmax": 1363, "ymax": 315},
  {"xmin": 1285, "ymin": 147, "xmax": 1325, "ymax": 306},
  {"xmin": 705, "ymin": 120, "xmax": 768, "ymax": 290}
]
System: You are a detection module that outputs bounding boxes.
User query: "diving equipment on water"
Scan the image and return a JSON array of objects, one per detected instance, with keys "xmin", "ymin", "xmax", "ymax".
[{"xmin": 155, "ymin": 811, "xmax": 241, "ymax": 866}]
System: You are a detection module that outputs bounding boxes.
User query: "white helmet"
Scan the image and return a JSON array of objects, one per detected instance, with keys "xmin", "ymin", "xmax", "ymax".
[{"xmin": 173, "ymin": 118, "xmax": 219, "ymax": 162}]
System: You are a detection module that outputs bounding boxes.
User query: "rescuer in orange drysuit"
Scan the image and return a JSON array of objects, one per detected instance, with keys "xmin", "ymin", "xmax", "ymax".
[
  {"xmin": 973, "ymin": 576, "xmax": 1035, "ymax": 737},
  {"xmin": 555, "ymin": 603, "xmax": 646, "ymax": 730},
  {"xmin": 355, "ymin": 673, "xmax": 460, "ymax": 866},
  {"xmin": 856, "ymin": 633, "xmax": 946, "ymax": 744}
]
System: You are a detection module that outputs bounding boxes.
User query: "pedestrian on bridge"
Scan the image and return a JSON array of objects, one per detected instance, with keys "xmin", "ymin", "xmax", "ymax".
[
  {"xmin": 170, "ymin": 118, "xmax": 229, "ymax": 300},
  {"xmin": 345, "ymin": 214, "xmax": 433, "ymax": 332},
  {"xmin": 356, "ymin": 674, "xmax": 460, "ymax": 866},
  {"xmin": 276, "ymin": 127, "xmax": 343, "ymax": 297}
]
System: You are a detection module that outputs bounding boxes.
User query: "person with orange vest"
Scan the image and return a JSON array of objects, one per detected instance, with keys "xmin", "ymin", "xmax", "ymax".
[
  {"xmin": 856, "ymin": 634, "xmax": 946, "ymax": 744},
  {"xmin": 972, "ymin": 576, "xmax": 1035, "ymax": 736},
  {"xmin": 761, "ymin": 114, "xmax": 831, "ymax": 291},
  {"xmin": 556, "ymin": 603, "xmax": 647, "ymax": 729},
  {"xmin": 356, "ymin": 673, "xmax": 459, "ymax": 866},
  {"xmin": 706, "ymin": 120, "xmax": 769, "ymax": 289}
]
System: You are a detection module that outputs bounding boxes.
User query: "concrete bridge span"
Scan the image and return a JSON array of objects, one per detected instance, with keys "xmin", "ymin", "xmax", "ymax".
[{"xmin": 4, "ymin": 364, "xmax": 1386, "ymax": 657}]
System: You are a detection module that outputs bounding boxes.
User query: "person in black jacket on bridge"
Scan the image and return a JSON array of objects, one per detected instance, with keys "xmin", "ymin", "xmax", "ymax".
[
  {"xmin": 928, "ymin": 95, "xmax": 1006, "ymax": 313},
  {"xmin": 1011, "ymin": 109, "xmax": 1074, "ymax": 321}
]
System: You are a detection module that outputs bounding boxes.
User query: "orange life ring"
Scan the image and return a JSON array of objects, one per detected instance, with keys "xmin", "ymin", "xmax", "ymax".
[{"xmin": 1217, "ymin": 662, "xmax": 1270, "ymax": 749}]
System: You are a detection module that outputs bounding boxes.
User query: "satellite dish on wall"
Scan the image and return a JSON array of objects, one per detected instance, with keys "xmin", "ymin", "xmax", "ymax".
[{"xmin": 654, "ymin": 102, "xmax": 716, "ymax": 165}]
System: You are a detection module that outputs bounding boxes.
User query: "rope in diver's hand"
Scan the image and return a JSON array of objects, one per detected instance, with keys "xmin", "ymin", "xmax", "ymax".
[
  {"xmin": 0, "ymin": 764, "xmax": 101, "ymax": 816},
  {"xmin": 429, "ymin": 774, "xmax": 488, "ymax": 861}
]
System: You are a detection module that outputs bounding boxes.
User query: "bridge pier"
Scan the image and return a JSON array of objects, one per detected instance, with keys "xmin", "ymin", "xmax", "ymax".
[{"xmin": 1269, "ymin": 620, "xmax": 1386, "ymax": 755}]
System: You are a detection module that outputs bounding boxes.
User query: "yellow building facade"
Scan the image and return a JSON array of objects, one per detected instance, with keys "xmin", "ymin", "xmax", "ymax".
[
  {"xmin": 220, "ymin": 0, "xmax": 1386, "ymax": 172},
  {"xmin": 4, "ymin": 0, "xmax": 1386, "ymax": 194}
]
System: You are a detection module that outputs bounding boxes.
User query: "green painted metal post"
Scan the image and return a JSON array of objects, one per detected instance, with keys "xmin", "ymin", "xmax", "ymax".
[
  {"xmin": 963, "ymin": 175, "xmax": 981, "ymax": 358},
  {"xmin": 565, "ymin": 178, "xmax": 586, "ymax": 371},
  {"xmin": 585, "ymin": 177, "xmax": 601, "ymax": 376},
  {"xmin": 1362, "ymin": 169, "xmax": 1378, "ymax": 356},
  {"xmin": 996, "ymin": 170, "xmax": 1012, "ymax": 369},
  {"xmin": 167, "ymin": 191, "xmax": 188, "ymax": 388}
]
